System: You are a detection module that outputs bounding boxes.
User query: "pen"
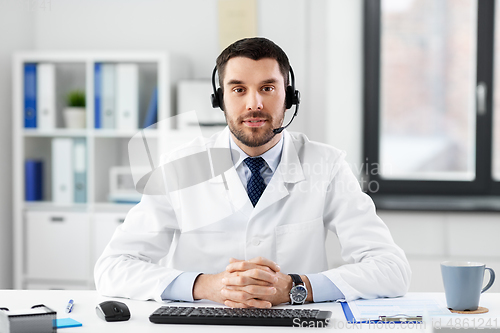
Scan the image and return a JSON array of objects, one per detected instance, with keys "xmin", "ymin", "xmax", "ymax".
[
  {"xmin": 379, "ymin": 315, "xmax": 422, "ymax": 322},
  {"xmin": 66, "ymin": 299, "xmax": 74, "ymax": 313}
]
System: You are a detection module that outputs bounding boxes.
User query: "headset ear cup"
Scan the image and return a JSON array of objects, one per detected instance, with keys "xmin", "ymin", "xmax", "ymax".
[
  {"xmin": 285, "ymin": 86, "xmax": 294, "ymax": 109},
  {"xmin": 211, "ymin": 88, "xmax": 224, "ymax": 110},
  {"xmin": 294, "ymin": 89, "xmax": 300, "ymax": 105},
  {"xmin": 211, "ymin": 93, "xmax": 219, "ymax": 108},
  {"xmin": 217, "ymin": 88, "xmax": 224, "ymax": 111}
]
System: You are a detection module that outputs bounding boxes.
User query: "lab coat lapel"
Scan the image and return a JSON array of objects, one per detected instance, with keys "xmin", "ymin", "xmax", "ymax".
[
  {"xmin": 208, "ymin": 127, "xmax": 253, "ymax": 217},
  {"xmin": 251, "ymin": 130, "xmax": 305, "ymax": 217}
]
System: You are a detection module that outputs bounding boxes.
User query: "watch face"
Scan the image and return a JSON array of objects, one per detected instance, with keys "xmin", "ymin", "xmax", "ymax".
[{"xmin": 291, "ymin": 285, "xmax": 307, "ymax": 303}]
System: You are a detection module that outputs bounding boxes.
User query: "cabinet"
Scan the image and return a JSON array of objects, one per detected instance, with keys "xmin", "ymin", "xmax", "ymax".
[
  {"xmin": 26, "ymin": 211, "xmax": 90, "ymax": 281},
  {"xmin": 13, "ymin": 52, "xmax": 188, "ymax": 289}
]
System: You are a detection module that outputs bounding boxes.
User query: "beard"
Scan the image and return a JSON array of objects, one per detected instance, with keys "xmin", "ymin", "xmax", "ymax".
[{"xmin": 225, "ymin": 110, "xmax": 285, "ymax": 148}]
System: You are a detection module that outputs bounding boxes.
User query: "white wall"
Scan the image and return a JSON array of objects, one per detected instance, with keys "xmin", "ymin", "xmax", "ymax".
[
  {"xmin": 0, "ymin": 2, "xmax": 35, "ymax": 289},
  {"xmin": 30, "ymin": 0, "xmax": 342, "ymax": 142},
  {"xmin": 382, "ymin": 211, "xmax": 500, "ymax": 293},
  {"xmin": 326, "ymin": 210, "xmax": 500, "ymax": 293},
  {"xmin": 326, "ymin": 0, "xmax": 363, "ymax": 168},
  {"xmin": 35, "ymin": 0, "xmax": 325, "ymax": 129}
]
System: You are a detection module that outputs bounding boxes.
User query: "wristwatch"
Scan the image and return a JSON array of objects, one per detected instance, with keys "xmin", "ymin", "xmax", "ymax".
[{"xmin": 289, "ymin": 274, "xmax": 308, "ymax": 305}]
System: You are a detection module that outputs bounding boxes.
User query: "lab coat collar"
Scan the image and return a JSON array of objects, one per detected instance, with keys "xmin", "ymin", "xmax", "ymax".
[
  {"xmin": 208, "ymin": 126, "xmax": 237, "ymax": 184},
  {"xmin": 208, "ymin": 127, "xmax": 305, "ymax": 216},
  {"xmin": 249, "ymin": 130, "xmax": 305, "ymax": 215},
  {"xmin": 229, "ymin": 132, "xmax": 283, "ymax": 175},
  {"xmin": 209, "ymin": 127, "xmax": 305, "ymax": 185},
  {"xmin": 278, "ymin": 130, "xmax": 305, "ymax": 184}
]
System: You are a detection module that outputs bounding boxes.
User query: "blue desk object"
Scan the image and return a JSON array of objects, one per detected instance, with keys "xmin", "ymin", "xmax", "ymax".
[{"xmin": 56, "ymin": 318, "xmax": 82, "ymax": 328}]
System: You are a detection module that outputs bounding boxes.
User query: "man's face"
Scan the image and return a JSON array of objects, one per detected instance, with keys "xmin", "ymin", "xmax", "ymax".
[{"xmin": 222, "ymin": 57, "xmax": 286, "ymax": 148}]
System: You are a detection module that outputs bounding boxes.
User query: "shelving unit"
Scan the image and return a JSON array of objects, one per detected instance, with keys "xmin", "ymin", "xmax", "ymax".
[{"xmin": 12, "ymin": 51, "xmax": 187, "ymax": 289}]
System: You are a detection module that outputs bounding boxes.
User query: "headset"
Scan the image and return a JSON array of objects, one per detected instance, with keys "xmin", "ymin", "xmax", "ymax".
[{"xmin": 210, "ymin": 65, "xmax": 300, "ymax": 134}]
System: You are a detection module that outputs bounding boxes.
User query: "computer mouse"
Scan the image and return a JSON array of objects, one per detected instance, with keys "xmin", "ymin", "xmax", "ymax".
[{"xmin": 96, "ymin": 301, "xmax": 130, "ymax": 322}]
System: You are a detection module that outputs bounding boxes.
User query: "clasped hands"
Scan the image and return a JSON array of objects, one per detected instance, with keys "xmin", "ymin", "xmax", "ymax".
[{"xmin": 193, "ymin": 257, "xmax": 296, "ymax": 308}]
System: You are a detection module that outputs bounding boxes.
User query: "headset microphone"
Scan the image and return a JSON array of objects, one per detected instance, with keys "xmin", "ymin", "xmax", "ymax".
[
  {"xmin": 272, "ymin": 95, "xmax": 300, "ymax": 134},
  {"xmin": 211, "ymin": 64, "xmax": 301, "ymax": 134}
]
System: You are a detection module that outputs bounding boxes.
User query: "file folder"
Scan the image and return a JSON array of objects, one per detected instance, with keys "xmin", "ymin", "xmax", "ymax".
[
  {"xmin": 142, "ymin": 87, "xmax": 158, "ymax": 128},
  {"xmin": 94, "ymin": 63, "xmax": 102, "ymax": 128},
  {"xmin": 116, "ymin": 63, "xmax": 138, "ymax": 130},
  {"xmin": 25, "ymin": 159, "xmax": 43, "ymax": 201},
  {"xmin": 37, "ymin": 63, "xmax": 56, "ymax": 129},
  {"xmin": 341, "ymin": 302, "xmax": 422, "ymax": 324},
  {"xmin": 52, "ymin": 138, "xmax": 74, "ymax": 204},
  {"xmin": 24, "ymin": 63, "xmax": 37, "ymax": 128},
  {"xmin": 73, "ymin": 139, "xmax": 87, "ymax": 203},
  {"xmin": 102, "ymin": 63, "xmax": 116, "ymax": 129},
  {"xmin": 340, "ymin": 295, "xmax": 451, "ymax": 324}
]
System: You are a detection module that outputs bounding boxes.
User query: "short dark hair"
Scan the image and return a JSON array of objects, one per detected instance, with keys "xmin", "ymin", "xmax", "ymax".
[{"xmin": 216, "ymin": 37, "xmax": 290, "ymax": 89}]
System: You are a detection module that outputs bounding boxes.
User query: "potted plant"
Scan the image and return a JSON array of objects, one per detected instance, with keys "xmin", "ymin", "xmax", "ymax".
[{"xmin": 64, "ymin": 90, "xmax": 86, "ymax": 128}]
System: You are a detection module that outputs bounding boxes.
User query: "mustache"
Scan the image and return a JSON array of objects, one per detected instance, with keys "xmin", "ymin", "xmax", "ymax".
[{"xmin": 237, "ymin": 111, "xmax": 273, "ymax": 122}]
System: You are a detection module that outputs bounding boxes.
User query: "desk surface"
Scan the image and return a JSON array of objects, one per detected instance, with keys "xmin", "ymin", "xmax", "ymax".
[{"xmin": 1, "ymin": 291, "xmax": 499, "ymax": 333}]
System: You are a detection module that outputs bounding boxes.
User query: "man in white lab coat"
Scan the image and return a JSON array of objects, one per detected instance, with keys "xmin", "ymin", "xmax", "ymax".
[{"xmin": 94, "ymin": 37, "xmax": 411, "ymax": 308}]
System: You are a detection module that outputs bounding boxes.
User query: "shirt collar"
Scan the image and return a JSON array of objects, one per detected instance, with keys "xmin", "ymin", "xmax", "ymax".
[{"xmin": 229, "ymin": 134, "xmax": 284, "ymax": 173}]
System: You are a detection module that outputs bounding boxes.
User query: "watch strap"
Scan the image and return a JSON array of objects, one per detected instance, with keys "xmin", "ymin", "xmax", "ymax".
[{"xmin": 289, "ymin": 274, "xmax": 303, "ymax": 286}]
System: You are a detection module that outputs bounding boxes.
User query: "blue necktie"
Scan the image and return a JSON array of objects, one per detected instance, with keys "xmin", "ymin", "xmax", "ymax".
[{"xmin": 244, "ymin": 157, "xmax": 266, "ymax": 207}]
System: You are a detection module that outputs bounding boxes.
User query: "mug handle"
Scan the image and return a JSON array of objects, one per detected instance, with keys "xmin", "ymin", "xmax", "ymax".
[{"xmin": 481, "ymin": 267, "xmax": 495, "ymax": 293}]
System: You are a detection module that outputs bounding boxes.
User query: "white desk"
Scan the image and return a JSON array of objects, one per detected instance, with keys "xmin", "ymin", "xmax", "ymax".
[{"xmin": 1, "ymin": 291, "xmax": 499, "ymax": 333}]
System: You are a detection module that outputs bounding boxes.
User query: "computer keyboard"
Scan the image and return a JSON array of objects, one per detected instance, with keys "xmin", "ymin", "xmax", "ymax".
[{"xmin": 149, "ymin": 306, "xmax": 332, "ymax": 327}]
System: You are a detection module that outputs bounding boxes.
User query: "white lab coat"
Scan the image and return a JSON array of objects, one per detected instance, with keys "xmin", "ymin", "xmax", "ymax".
[{"xmin": 94, "ymin": 128, "xmax": 411, "ymax": 302}]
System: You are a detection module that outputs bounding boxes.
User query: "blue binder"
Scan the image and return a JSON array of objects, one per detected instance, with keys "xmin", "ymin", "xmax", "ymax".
[
  {"xmin": 25, "ymin": 159, "xmax": 43, "ymax": 201},
  {"xmin": 94, "ymin": 63, "xmax": 102, "ymax": 128},
  {"xmin": 142, "ymin": 87, "xmax": 158, "ymax": 128},
  {"xmin": 24, "ymin": 63, "xmax": 37, "ymax": 128}
]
